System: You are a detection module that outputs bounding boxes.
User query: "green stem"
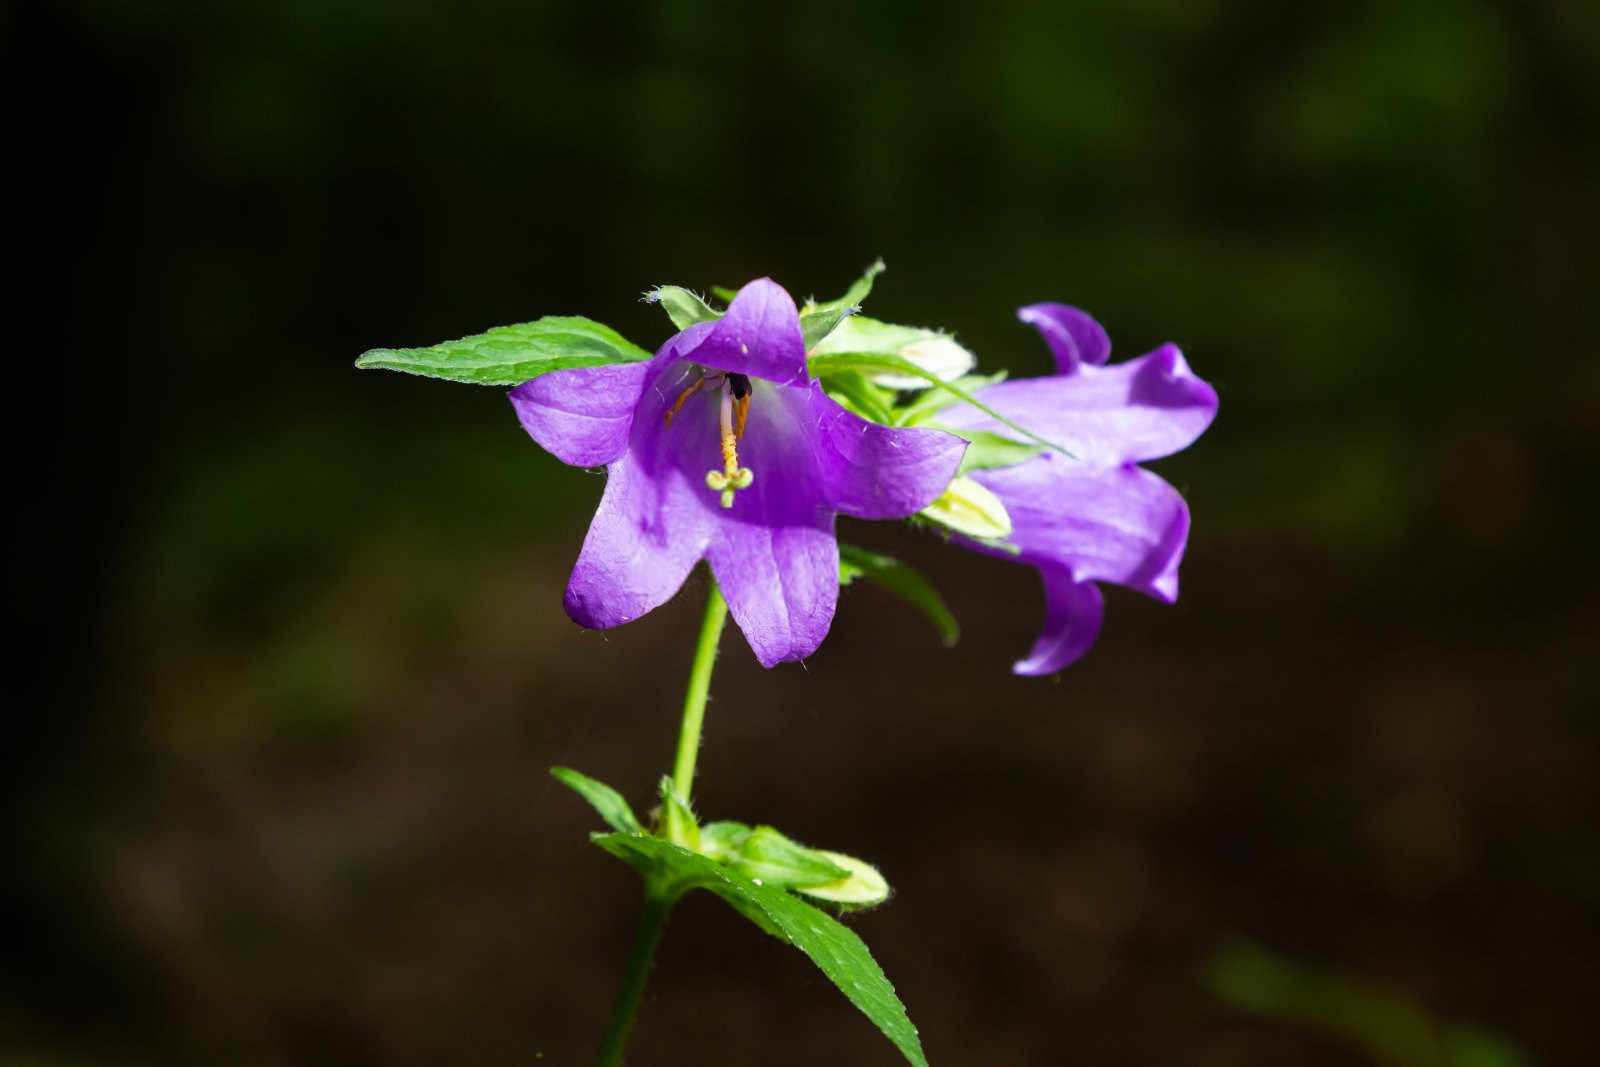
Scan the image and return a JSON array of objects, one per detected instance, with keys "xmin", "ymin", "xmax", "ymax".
[
  {"xmin": 592, "ymin": 892, "xmax": 672, "ymax": 1067},
  {"xmin": 592, "ymin": 576, "xmax": 728, "ymax": 1066},
  {"xmin": 666, "ymin": 576, "xmax": 728, "ymax": 843}
]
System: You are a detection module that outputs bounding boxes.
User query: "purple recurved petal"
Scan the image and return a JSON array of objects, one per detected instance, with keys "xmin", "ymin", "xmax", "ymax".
[
  {"xmin": 1014, "ymin": 565, "xmax": 1105, "ymax": 676},
  {"xmin": 704, "ymin": 382, "xmax": 838, "ymax": 666},
  {"xmin": 508, "ymin": 360, "xmax": 653, "ymax": 467},
  {"xmin": 808, "ymin": 385, "xmax": 967, "ymax": 519},
  {"xmin": 974, "ymin": 460, "xmax": 1190, "ymax": 603},
  {"xmin": 677, "ymin": 278, "xmax": 808, "ymax": 386},
  {"xmin": 940, "ymin": 343, "xmax": 1218, "ymax": 467},
  {"xmin": 1017, "ymin": 303, "xmax": 1111, "ymax": 374},
  {"xmin": 563, "ymin": 359, "xmax": 721, "ymax": 628}
]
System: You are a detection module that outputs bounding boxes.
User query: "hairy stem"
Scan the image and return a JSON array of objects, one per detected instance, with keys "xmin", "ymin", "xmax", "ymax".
[
  {"xmin": 666, "ymin": 576, "xmax": 728, "ymax": 842},
  {"xmin": 592, "ymin": 575, "xmax": 728, "ymax": 1066},
  {"xmin": 592, "ymin": 892, "xmax": 672, "ymax": 1067}
]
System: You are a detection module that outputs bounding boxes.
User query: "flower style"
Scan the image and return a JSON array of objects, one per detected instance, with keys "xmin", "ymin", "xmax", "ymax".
[
  {"xmin": 936, "ymin": 304, "xmax": 1218, "ymax": 675},
  {"xmin": 508, "ymin": 279, "xmax": 967, "ymax": 667}
]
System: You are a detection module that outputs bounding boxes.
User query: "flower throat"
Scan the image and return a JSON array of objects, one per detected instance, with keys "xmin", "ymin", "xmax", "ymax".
[{"xmin": 664, "ymin": 371, "xmax": 754, "ymax": 508}]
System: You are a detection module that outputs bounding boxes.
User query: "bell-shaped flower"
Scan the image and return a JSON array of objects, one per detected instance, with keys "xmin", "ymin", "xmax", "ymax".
[
  {"xmin": 507, "ymin": 279, "xmax": 967, "ymax": 667},
  {"xmin": 934, "ymin": 304, "xmax": 1218, "ymax": 675}
]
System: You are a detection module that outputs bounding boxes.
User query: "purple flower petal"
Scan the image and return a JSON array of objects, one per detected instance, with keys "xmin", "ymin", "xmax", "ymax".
[
  {"xmin": 808, "ymin": 385, "xmax": 967, "ymax": 519},
  {"xmin": 972, "ymin": 460, "xmax": 1190, "ymax": 603},
  {"xmin": 563, "ymin": 359, "xmax": 721, "ymax": 628},
  {"xmin": 704, "ymin": 383, "xmax": 838, "ymax": 666},
  {"xmin": 507, "ymin": 360, "xmax": 654, "ymax": 467},
  {"xmin": 940, "ymin": 343, "xmax": 1217, "ymax": 467},
  {"xmin": 1013, "ymin": 565, "xmax": 1104, "ymax": 676},
  {"xmin": 1017, "ymin": 303, "xmax": 1111, "ymax": 374},
  {"xmin": 676, "ymin": 278, "xmax": 809, "ymax": 387}
]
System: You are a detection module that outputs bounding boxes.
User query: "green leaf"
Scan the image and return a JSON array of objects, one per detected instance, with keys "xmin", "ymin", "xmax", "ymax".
[
  {"xmin": 946, "ymin": 428, "xmax": 1043, "ymax": 473},
  {"xmin": 710, "ymin": 284, "xmax": 740, "ymax": 303},
  {"xmin": 356, "ymin": 316, "xmax": 652, "ymax": 386},
  {"xmin": 895, "ymin": 371, "xmax": 1007, "ymax": 425},
  {"xmin": 549, "ymin": 767, "xmax": 642, "ymax": 835},
  {"xmin": 809, "ymin": 350, "xmax": 1074, "ymax": 460},
  {"xmin": 592, "ymin": 833, "xmax": 928, "ymax": 1067},
  {"xmin": 838, "ymin": 543, "xmax": 960, "ymax": 646},
  {"xmin": 647, "ymin": 286, "xmax": 722, "ymax": 331}
]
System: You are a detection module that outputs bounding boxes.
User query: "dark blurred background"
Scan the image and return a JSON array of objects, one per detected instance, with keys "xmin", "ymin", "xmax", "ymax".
[{"xmin": 10, "ymin": 1, "xmax": 1598, "ymax": 1064}]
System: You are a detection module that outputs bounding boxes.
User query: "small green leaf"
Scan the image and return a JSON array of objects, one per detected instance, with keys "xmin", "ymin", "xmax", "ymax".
[
  {"xmin": 549, "ymin": 767, "xmax": 642, "ymax": 835},
  {"xmin": 356, "ymin": 316, "xmax": 652, "ymax": 386},
  {"xmin": 591, "ymin": 834, "xmax": 928, "ymax": 1067},
  {"xmin": 838, "ymin": 543, "xmax": 960, "ymax": 646},
  {"xmin": 659, "ymin": 776, "xmax": 699, "ymax": 849},
  {"xmin": 647, "ymin": 286, "xmax": 722, "ymax": 331},
  {"xmin": 799, "ymin": 305, "xmax": 859, "ymax": 351},
  {"xmin": 946, "ymin": 428, "xmax": 1043, "ymax": 473},
  {"xmin": 809, "ymin": 350, "xmax": 1074, "ymax": 459}
]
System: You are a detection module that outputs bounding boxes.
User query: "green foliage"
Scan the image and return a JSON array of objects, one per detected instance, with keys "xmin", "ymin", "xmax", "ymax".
[
  {"xmin": 1205, "ymin": 942, "xmax": 1527, "ymax": 1067},
  {"xmin": 820, "ymin": 370, "xmax": 896, "ymax": 424},
  {"xmin": 798, "ymin": 259, "xmax": 886, "ymax": 350},
  {"xmin": 810, "ymin": 350, "xmax": 1073, "ymax": 459},
  {"xmin": 839, "ymin": 544, "xmax": 960, "ymax": 646},
  {"xmin": 592, "ymin": 833, "xmax": 927, "ymax": 1067},
  {"xmin": 550, "ymin": 767, "xmax": 643, "ymax": 835},
  {"xmin": 355, "ymin": 317, "xmax": 651, "ymax": 386}
]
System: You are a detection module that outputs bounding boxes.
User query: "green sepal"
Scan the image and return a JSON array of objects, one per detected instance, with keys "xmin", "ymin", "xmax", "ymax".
[
  {"xmin": 591, "ymin": 833, "xmax": 927, "ymax": 1067},
  {"xmin": 805, "ymin": 258, "xmax": 885, "ymax": 316},
  {"xmin": 646, "ymin": 285, "xmax": 722, "ymax": 331},
  {"xmin": 821, "ymin": 370, "xmax": 896, "ymax": 424},
  {"xmin": 549, "ymin": 767, "xmax": 643, "ymax": 835},
  {"xmin": 895, "ymin": 371, "xmax": 1007, "ymax": 425},
  {"xmin": 946, "ymin": 428, "xmax": 1043, "ymax": 473},
  {"xmin": 355, "ymin": 316, "xmax": 652, "ymax": 386},
  {"xmin": 809, "ymin": 350, "xmax": 1074, "ymax": 459},
  {"xmin": 839, "ymin": 544, "xmax": 960, "ymax": 646}
]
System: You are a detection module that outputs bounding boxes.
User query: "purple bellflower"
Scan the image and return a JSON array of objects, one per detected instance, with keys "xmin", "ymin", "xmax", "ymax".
[
  {"xmin": 936, "ymin": 304, "xmax": 1218, "ymax": 675},
  {"xmin": 508, "ymin": 279, "xmax": 967, "ymax": 667}
]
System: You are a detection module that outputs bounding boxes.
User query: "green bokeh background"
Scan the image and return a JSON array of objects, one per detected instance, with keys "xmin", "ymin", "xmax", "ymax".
[{"xmin": 13, "ymin": 1, "xmax": 1598, "ymax": 1064}]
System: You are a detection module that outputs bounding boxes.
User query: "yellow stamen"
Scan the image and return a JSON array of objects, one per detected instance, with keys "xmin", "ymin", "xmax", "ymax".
[{"xmin": 704, "ymin": 384, "xmax": 754, "ymax": 508}]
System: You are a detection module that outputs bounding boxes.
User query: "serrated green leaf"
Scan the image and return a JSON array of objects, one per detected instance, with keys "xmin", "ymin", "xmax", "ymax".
[
  {"xmin": 809, "ymin": 350, "xmax": 1074, "ymax": 460},
  {"xmin": 647, "ymin": 286, "xmax": 722, "ymax": 331},
  {"xmin": 592, "ymin": 834, "xmax": 927, "ymax": 1067},
  {"xmin": 946, "ymin": 428, "xmax": 1043, "ymax": 473},
  {"xmin": 356, "ymin": 316, "xmax": 652, "ymax": 386},
  {"xmin": 549, "ymin": 767, "xmax": 642, "ymax": 835},
  {"xmin": 895, "ymin": 371, "xmax": 1007, "ymax": 425},
  {"xmin": 838, "ymin": 543, "xmax": 960, "ymax": 646}
]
